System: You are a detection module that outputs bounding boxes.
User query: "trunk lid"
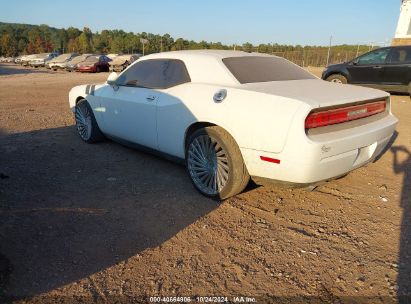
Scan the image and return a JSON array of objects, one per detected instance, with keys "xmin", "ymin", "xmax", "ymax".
[{"xmin": 241, "ymin": 79, "xmax": 389, "ymax": 109}]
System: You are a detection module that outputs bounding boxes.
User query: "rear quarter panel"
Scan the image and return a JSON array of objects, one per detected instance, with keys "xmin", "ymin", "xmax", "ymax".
[{"xmin": 157, "ymin": 83, "xmax": 303, "ymax": 158}]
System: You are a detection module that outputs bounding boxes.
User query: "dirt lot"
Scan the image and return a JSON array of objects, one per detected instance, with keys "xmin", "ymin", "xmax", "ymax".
[{"xmin": 0, "ymin": 63, "xmax": 410, "ymax": 303}]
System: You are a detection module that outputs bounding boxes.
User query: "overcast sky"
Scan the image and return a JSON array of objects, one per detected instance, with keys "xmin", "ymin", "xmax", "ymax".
[{"xmin": 0, "ymin": 0, "xmax": 401, "ymax": 46}]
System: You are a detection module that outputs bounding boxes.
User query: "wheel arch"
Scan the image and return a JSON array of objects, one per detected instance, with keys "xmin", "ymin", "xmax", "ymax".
[
  {"xmin": 325, "ymin": 71, "xmax": 350, "ymax": 82},
  {"xmin": 184, "ymin": 122, "xmax": 216, "ymax": 150},
  {"xmin": 75, "ymin": 96, "xmax": 86, "ymax": 104},
  {"xmin": 184, "ymin": 121, "xmax": 241, "ymax": 153}
]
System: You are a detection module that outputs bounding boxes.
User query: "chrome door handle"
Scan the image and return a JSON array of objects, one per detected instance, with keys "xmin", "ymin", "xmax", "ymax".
[{"xmin": 146, "ymin": 95, "xmax": 156, "ymax": 101}]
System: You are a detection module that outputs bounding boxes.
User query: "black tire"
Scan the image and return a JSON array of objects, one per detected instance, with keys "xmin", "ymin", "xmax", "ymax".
[
  {"xmin": 95, "ymin": 66, "xmax": 101, "ymax": 73},
  {"xmin": 74, "ymin": 99, "xmax": 104, "ymax": 143},
  {"xmin": 185, "ymin": 126, "xmax": 250, "ymax": 200},
  {"xmin": 326, "ymin": 74, "xmax": 348, "ymax": 84}
]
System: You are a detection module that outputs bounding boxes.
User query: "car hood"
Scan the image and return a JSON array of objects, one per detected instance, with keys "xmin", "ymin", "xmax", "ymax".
[
  {"xmin": 240, "ymin": 79, "xmax": 389, "ymax": 109},
  {"xmin": 50, "ymin": 58, "xmax": 69, "ymax": 63}
]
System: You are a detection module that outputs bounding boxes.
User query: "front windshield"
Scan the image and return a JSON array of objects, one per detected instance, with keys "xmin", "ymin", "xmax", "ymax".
[
  {"xmin": 35, "ymin": 53, "xmax": 50, "ymax": 59},
  {"xmin": 53, "ymin": 54, "xmax": 71, "ymax": 61},
  {"xmin": 70, "ymin": 55, "xmax": 91, "ymax": 64}
]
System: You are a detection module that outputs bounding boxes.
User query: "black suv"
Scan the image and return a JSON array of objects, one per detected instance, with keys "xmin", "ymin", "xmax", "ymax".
[{"xmin": 322, "ymin": 45, "xmax": 411, "ymax": 95}]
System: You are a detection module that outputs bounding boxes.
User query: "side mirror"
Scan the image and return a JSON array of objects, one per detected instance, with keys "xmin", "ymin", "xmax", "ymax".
[{"xmin": 107, "ymin": 72, "xmax": 118, "ymax": 86}]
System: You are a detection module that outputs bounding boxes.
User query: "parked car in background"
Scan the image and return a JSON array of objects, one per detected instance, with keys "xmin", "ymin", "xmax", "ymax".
[
  {"xmin": 1, "ymin": 56, "xmax": 15, "ymax": 63},
  {"xmin": 29, "ymin": 53, "xmax": 59, "ymax": 68},
  {"xmin": 76, "ymin": 55, "xmax": 111, "ymax": 73},
  {"xmin": 69, "ymin": 50, "xmax": 398, "ymax": 199},
  {"xmin": 106, "ymin": 53, "xmax": 119, "ymax": 60},
  {"xmin": 322, "ymin": 45, "xmax": 411, "ymax": 95},
  {"xmin": 65, "ymin": 54, "xmax": 93, "ymax": 72},
  {"xmin": 47, "ymin": 53, "xmax": 78, "ymax": 70},
  {"xmin": 14, "ymin": 55, "xmax": 23, "ymax": 64},
  {"xmin": 20, "ymin": 54, "xmax": 37, "ymax": 66},
  {"xmin": 109, "ymin": 54, "xmax": 141, "ymax": 72}
]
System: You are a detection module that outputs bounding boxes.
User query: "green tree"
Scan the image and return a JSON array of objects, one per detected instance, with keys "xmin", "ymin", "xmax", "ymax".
[
  {"xmin": 242, "ymin": 42, "xmax": 253, "ymax": 53},
  {"xmin": 111, "ymin": 36, "xmax": 125, "ymax": 53},
  {"xmin": 57, "ymin": 28, "xmax": 68, "ymax": 53},
  {"xmin": 78, "ymin": 27, "xmax": 92, "ymax": 53},
  {"xmin": 0, "ymin": 32, "xmax": 18, "ymax": 56}
]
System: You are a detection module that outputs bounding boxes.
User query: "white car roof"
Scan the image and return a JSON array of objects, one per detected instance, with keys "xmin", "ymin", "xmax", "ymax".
[
  {"xmin": 144, "ymin": 50, "xmax": 272, "ymax": 60},
  {"xmin": 140, "ymin": 50, "xmax": 276, "ymax": 86}
]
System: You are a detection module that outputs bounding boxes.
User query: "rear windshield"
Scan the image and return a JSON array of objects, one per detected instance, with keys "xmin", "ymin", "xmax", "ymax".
[{"xmin": 223, "ymin": 56, "xmax": 316, "ymax": 84}]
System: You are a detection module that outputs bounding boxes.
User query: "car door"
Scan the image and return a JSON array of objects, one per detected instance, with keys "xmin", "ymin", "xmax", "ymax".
[
  {"xmin": 156, "ymin": 59, "xmax": 192, "ymax": 157},
  {"xmin": 99, "ymin": 60, "xmax": 170, "ymax": 149},
  {"xmin": 347, "ymin": 48, "xmax": 390, "ymax": 84},
  {"xmin": 383, "ymin": 46, "xmax": 411, "ymax": 90}
]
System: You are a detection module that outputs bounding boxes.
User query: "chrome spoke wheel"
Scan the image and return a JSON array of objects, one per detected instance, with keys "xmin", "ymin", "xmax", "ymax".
[
  {"xmin": 75, "ymin": 103, "xmax": 92, "ymax": 141},
  {"xmin": 187, "ymin": 135, "xmax": 230, "ymax": 196}
]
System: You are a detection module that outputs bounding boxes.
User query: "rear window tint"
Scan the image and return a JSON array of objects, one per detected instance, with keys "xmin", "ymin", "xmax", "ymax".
[
  {"xmin": 223, "ymin": 56, "xmax": 316, "ymax": 84},
  {"xmin": 388, "ymin": 47, "xmax": 411, "ymax": 64},
  {"xmin": 164, "ymin": 60, "xmax": 191, "ymax": 88}
]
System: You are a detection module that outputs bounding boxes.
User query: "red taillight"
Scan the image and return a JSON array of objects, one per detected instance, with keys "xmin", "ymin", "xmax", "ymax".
[{"xmin": 305, "ymin": 100, "xmax": 387, "ymax": 129}]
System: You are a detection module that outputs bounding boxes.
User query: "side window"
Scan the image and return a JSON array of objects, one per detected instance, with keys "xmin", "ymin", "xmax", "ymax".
[
  {"xmin": 116, "ymin": 59, "xmax": 190, "ymax": 89},
  {"xmin": 388, "ymin": 47, "xmax": 411, "ymax": 64},
  {"xmin": 163, "ymin": 60, "xmax": 191, "ymax": 88},
  {"xmin": 356, "ymin": 48, "xmax": 390, "ymax": 65}
]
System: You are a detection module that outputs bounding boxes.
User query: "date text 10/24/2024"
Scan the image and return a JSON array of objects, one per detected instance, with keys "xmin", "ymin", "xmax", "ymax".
[{"xmin": 149, "ymin": 296, "xmax": 257, "ymax": 303}]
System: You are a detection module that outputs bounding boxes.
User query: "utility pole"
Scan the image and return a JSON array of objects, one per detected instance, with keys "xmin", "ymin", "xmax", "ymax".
[
  {"xmin": 302, "ymin": 48, "xmax": 305, "ymax": 67},
  {"xmin": 160, "ymin": 37, "xmax": 163, "ymax": 52},
  {"xmin": 140, "ymin": 38, "xmax": 148, "ymax": 56},
  {"xmin": 356, "ymin": 43, "xmax": 360, "ymax": 57},
  {"xmin": 326, "ymin": 35, "xmax": 333, "ymax": 66}
]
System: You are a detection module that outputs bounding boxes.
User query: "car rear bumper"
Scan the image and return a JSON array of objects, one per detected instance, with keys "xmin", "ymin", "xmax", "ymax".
[
  {"xmin": 77, "ymin": 66, "xmax": 96, "ymax": 72},
  {"xmin": 241, "ymin": 114, "xmax": 398, "ymax": 184}
]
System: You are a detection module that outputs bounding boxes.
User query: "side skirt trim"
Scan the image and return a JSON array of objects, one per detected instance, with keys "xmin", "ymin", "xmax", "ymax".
[{"xmin": 105, "ymin": 134, "xmax": 186, "ymax": 165}]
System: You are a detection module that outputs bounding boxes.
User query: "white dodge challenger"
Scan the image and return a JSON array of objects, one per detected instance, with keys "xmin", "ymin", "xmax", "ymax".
[{"xmin": 69, "ymin": 50, "xmax": 398, "ymax": 199}]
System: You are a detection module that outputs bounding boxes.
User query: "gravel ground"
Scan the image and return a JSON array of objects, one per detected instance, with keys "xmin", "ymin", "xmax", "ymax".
[{"xmin": 0, "ymin": 63, "xmax": 410, "ymax": 304}]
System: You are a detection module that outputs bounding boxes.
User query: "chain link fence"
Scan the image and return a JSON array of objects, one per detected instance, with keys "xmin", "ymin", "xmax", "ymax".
[{"xmin": 272, "ymin": 50, "xmax": 367, "ymax": 67}]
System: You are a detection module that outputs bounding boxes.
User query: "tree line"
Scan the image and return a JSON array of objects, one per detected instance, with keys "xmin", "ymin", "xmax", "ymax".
[{"xmin": 0, "ymin": 22, "xmax": 373, "ymax": 58}]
